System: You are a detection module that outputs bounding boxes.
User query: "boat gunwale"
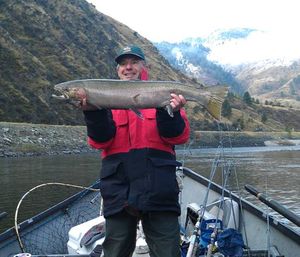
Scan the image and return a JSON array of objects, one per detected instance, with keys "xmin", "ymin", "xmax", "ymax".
[
  {"xmin": 0, "ymin": 181, "xmax": 100, "ymax": 243},
  {"xmin": 182, "ymin": 166, "xmax": 300, "ymax": 245},
  {"xmin": 0, "ymin": 168, "xmax": 299, "ymax": 249}
]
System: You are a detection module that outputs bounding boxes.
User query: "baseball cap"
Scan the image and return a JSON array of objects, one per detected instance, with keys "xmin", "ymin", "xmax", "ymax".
[{"xmin": 115, "ymin": 45, "xmax": 145, "ymax": 64}]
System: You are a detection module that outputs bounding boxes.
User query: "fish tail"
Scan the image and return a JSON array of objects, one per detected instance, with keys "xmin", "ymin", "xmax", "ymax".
[
  {"xmin": 207, "ymin": 85, "xmax": 229, "ymax": 100},
  {"xmin": 206, "ymin": 86, "xmax": 228, "ymax": 120},
  {"xmin": 207, "ymin": 96, "xmax": 223, "ymax": 120}
]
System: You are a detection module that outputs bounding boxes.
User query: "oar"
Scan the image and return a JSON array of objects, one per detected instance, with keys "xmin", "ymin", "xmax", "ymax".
[{"xmin": 245, "ymin": 184, "xmax": 300, "ymax": 227}]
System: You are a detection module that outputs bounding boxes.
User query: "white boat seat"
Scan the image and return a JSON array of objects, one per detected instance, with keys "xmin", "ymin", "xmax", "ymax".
[{"xmin": 186, "ymin": 197, "xmax": 239, "ymax": 231}]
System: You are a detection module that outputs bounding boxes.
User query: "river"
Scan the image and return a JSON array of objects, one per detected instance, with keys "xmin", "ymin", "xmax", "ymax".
[{"xmin": 0, "ymin": 145, "xmax": 299, "ymax": 234}]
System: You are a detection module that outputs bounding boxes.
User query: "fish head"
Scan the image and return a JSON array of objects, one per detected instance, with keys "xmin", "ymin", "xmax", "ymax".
[{"xmin": 52, "ymin": 82, "xmax": 86, "ymax": 103}]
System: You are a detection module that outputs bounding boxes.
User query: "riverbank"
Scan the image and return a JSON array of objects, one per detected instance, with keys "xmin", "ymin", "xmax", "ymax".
[
  {"xmin": 0, "ymin": 122, "xmax": 96, "ymax": 158},
  {"xmin": 1, "ymin": 122, "xmax": 300, "ymax": 158}
]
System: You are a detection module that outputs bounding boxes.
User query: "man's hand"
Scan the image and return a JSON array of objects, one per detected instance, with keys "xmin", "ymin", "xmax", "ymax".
[
  {"xmin": 74, "ymin": 88, "xmax": 98, "ymax": 111},
  {"xmin": 79, "ymin": 98, "xmax": 98, "ymax": 111},
  {"xmin": 170, "ymin": 94, "xmax": 187, "ymax": 112}
]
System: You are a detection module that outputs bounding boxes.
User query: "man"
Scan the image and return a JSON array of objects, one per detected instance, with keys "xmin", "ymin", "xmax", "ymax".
[{"xmin": 82, "ymin": 45, "xmax": 190, "ymax": 257}]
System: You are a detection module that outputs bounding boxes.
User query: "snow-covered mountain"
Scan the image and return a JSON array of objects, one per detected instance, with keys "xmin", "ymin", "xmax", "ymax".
[{"xmin": 154, "ymin": 28, "xmax": 300, "ymax": 108}]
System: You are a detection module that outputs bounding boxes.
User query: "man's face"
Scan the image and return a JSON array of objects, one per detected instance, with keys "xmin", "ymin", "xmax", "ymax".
[{"xmin": 117, "ymin": 56, "xmax": 145, "ymax": 80}]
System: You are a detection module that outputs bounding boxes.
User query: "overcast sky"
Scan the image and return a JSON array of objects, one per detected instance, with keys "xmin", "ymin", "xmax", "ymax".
[{"xmin": 87, "ymin": 0, "xmax": 300, "ymax": 64}]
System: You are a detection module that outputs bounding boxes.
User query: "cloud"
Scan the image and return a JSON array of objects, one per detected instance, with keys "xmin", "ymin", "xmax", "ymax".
[
  {"xmin": 88, "ymin": 0, "xmax": 300, "ymax": 63},
  {"xmin": 207, "ymin": 30, "xmax": 300, "ymax": 65}
]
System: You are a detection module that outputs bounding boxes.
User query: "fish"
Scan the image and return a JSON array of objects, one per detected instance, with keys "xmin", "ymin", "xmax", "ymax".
[{"xmin": 52, "ymin": 79, "xmax": 228, "ymax": 120}]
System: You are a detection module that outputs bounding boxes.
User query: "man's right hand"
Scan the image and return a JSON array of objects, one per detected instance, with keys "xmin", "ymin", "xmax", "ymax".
[
  {"xmin": 79, "ymin": 98, "xmax": 98, "ymax": 111},
  {"xmin": 75, "ymin": 88, "xmax": 98, "ymax": 111}
]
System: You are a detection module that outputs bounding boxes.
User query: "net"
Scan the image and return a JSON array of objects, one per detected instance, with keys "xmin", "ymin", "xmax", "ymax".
[{"xmin": 17, "ymin": 185, "xmax": 101, "ymax": 255}]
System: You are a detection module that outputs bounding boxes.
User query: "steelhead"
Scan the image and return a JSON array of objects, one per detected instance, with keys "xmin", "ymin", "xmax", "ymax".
[{"xmin": 53, "ymin": 79, "xmax": 228, "ymax": 119}]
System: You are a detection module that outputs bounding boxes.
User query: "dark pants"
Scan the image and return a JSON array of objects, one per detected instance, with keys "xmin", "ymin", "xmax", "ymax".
[{"xmin": 102, "ymin": 210, "xmax": 181, "ymax": 257}]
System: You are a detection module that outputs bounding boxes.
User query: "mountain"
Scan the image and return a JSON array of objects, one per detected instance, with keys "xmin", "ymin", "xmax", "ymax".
[
  {"xmin": 0, "ymin": 0, "xmax": 193, "ymax": 124},
  {"xmin": 154, "ymin": 28, "xmax": 300, "ymax": 109},
  {"xmin": 154, "ymin": 41, "xmax": 244, "ymax": 94},
  {"xmin": 0, "ymin": 2, "xmax": 299, "ymax": 131}
]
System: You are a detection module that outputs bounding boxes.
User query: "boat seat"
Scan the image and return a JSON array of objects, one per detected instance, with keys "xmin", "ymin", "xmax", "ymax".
[
  {"xmin": 185, "ymin": 197, "xmax": 239, "ymax": 230},
  {"xmin": 80, "ymin": 222, "xmax": 105, "ymax": 247},
  {"xmin": 68, "ymin": 216, "xmax": 105, "ymax": 255}
]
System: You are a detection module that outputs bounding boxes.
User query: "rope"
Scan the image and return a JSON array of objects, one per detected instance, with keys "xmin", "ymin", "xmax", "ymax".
[{"xmin": 14, "ymin": 182, "xmax": 100, "ymax": 252}]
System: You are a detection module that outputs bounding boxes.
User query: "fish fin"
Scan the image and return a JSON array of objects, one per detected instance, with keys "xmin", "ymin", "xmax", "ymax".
[
  {"xmin": 130, "ymin": 108, "xmax": 144, "ymax": 119},
  {"xmin": 207, "ymin": 97, "xmax": 223, "ymax": 120},
  {"xmin": 131, "ymin": 94, "xmax": 143, "ymax": 118},
  {"xmin": 133, "ymin": 94, "xmax": 141, "ymax": 104},
  {"xmin": 204, "ymin": 86, "xmax": 229, "ymax": 120},
  {"xmin": 165, "ymin": 105, "xmax": 174, "ymax": 117}
]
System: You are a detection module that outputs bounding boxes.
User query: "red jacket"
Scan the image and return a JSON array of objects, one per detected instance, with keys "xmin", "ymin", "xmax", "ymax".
[
  {"xmin": 88, "ymin": 108, "xmax": 190, "ymax": 158},
  {"xmin": 84, "ymin": 107, "xmax": 190, "ymax": 217}
]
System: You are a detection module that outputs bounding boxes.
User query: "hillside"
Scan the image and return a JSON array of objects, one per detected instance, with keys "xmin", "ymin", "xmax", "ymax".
[
  {"xmin": 234, "ymin": 61, "xmax": 300, "ymax": 108},
  {"xmin": 180, "ymin": 91, "xmax": 300, "ymax": 134},
  {"xmin": 223, "ymin": 95, "xmax": 300, "ymax": 132},
  {"xmin": 0, "ymin": 0, "xmax": 193, "ymax": 124},
  {"xmin": 0, "ymin": 1, "xmax": 299, "ymax": 132}
]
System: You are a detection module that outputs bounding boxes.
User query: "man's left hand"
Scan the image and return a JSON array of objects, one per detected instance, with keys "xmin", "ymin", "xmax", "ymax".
[{"xmin": 170, "ymin": 94, "xmax": 187, "ymax": 112}]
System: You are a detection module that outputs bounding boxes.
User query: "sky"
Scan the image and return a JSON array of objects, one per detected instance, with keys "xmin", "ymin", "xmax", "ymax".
[{"xmin": 87, "ymin": 0, "xmax": 300, "ymax": 64}]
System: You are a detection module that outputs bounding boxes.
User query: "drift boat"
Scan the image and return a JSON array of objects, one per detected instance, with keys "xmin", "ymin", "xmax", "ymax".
[{"xmin": 0, "ymin": 167, "xmax": 299, "ymax": 257}]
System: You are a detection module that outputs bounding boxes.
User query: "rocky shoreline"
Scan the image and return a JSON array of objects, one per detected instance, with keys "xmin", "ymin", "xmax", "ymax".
[
  {"xmin": 1, "ymin": 122, "xmax": 299, "ymax": 158},
  {"xmin": 0, "ymin": 122, "xmax": 97, "ymax": 158}
]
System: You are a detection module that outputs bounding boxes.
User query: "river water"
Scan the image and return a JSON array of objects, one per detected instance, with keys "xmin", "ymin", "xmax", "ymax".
[{"xmin": 0, "ymin": 146, "xmax": 299, "ymax": 234}]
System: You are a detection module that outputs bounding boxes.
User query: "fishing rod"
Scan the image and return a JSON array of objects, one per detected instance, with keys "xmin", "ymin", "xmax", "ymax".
[
  {"xmin": 185, "ymin": 158, "xmax": 219, "ymax": 257},
  {"xmin": 206, "ymin": 159, "xmax": 234, "ymax": 257},
  {"xmin": 245, "ymin": 184, "xmax": 300, "ymax": 227},
  {"xmin": 186, "ymin": 143, "xmax": 227, "ymax": 257}
]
